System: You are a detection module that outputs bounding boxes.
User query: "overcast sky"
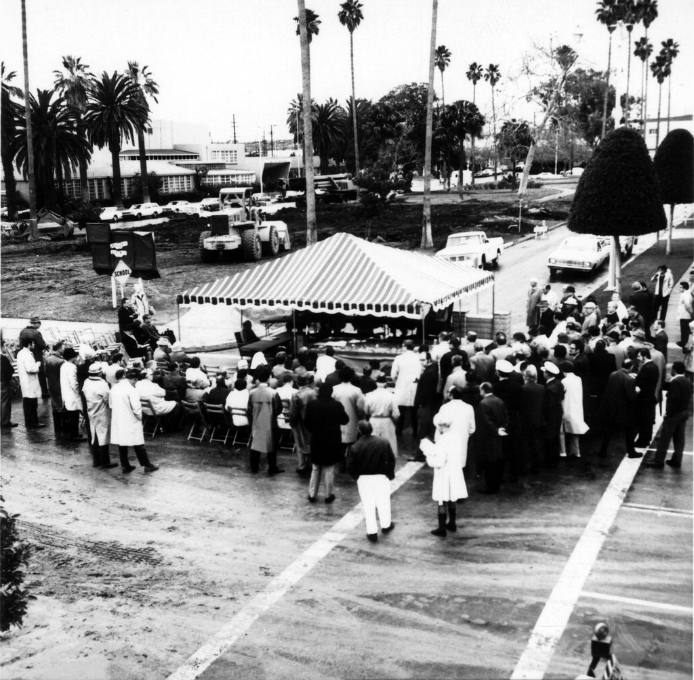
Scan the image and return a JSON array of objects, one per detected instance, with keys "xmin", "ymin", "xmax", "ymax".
[{"xmin": 2, "ymin": 0, "xmax": 691, "ymax": 144}]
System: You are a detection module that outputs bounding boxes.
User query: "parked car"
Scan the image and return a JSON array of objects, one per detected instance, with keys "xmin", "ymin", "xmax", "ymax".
[
  {"xmin": 99, "ymin": 206, "xmax": 127, "ymax": 222},
  {"xmin": 435, "ymin": 231, "xmax": 504, "ymax": 269},
  {"xmin": 251, "ymin": 193, "xmax": 274, "ymax": 207},
  {"xmin": 195, "ymin": 197, "xmax": 221, "ymax": 217},
  {"xmin": 162, "ymin": 200, "xmax": 190, "ymax": 213},
  {"xmin": 120, "ymin": 202, "xmax": 161, "ymax": 220}
]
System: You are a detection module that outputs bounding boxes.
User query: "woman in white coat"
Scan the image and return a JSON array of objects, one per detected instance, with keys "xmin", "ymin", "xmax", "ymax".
[
  {"xmin": 82, "ymin": 364, "xmax": 118, "ymax": 469},
  {"xmin": 560, "ymin": 361, "xmax": 589, "ymax": 457},
  {"xmin": 421, "ymin": 406, "xmax": 475, "ymax": 537},
  {"xmin": 60, "ymin": 347, "xmax": 86, "ymax": 441},
  {"xmin": 109, "ymin": 369, "xmax": 158, "ymax": 473}
]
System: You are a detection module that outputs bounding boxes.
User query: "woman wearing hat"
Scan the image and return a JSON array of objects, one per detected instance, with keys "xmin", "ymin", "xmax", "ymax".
[{"xmin": 421, "ymin": 407, "xmax": 473, "ymax": 537}]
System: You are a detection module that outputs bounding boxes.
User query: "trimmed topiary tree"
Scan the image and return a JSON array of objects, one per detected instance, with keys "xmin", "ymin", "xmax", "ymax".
[
  {"xmin": 654, "ymin": 128, "xmax": 694, "ymax": 255},
  {"xmin": 567, "ymin": 127, "xmax": 666, "ymax": 292}
]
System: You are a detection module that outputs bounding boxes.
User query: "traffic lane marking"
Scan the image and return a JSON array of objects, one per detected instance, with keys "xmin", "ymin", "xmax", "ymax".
[
  {"xmin": 166, "ymin": 462, "xmax": 424, "ymax": 680},
  {"xmin": 622, "ymin": 502, "xmax": 693, "ymax": 517},
  {"xmin": 581, "ymin": 590, "xmax": 693, "ymax": 615}
]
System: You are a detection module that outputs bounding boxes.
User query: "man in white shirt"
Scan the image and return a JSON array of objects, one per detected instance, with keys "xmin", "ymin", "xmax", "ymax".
[
  {"xmin": 60, "ymin": 347, "xmax": 86, "ymax": 441},
  {"xmin": 542, "ymin": 284, "xmax": 559, "ymax": 311},
  {"xmin": 332, "ymin": 367, "xmax": 366, "ymax": 464},
  {"xmin": 136, "ymin": 371, "xmax": 181, "ymax": 430},
  {"xmin": 443, "ymin": 355, "xmax": 467, "ymax": 400},
  {"xmin": 391, "ymin": 339, "xmax": 422, "ymax": 436},
  {"xmin": 651, "ymin": 264, "xmax": 675, "ymax": 322},
  {"xmin": 103, "ymin": 353, "xmax": 126, "ymax": 385},
  {"xmin": 364, "ymin": 375, "xmax": 399, "ymax": 455},
  {"xmin": 225, "ymin": 380, "xmax": 251, "ymax": 427},
  {"xmin": 315, "ymin": 346, "xmax": 337, "ymax": 384}
]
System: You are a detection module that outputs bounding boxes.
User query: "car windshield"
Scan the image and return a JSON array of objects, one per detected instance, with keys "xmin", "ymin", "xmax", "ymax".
[
  {"xmin": 131, "ymin": 204, "xmax": 142, "ymax": 209},
  {"xmin": 447, "ymin": 235, "xmax": 477, "ymax": 246},
  {"xmin": 561, "ymin": 237, "xmax": 596, "ymax": 251}
]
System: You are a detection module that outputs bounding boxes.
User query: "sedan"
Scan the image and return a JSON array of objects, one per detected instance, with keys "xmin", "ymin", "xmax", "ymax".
[
  {"xmin": 120, "ymin": 202, "xmax": 161, "ymax": 219},
  {"xmin": 99, "ymin": 206, "xmax": 127, "ymax": 222},
  {"xmin": 162, "ymin": 200, "xmax": 190, "ymax": 213},
  {"xmin": 548, "ymin": 235, "xmax": 609, "ymax": 279}
]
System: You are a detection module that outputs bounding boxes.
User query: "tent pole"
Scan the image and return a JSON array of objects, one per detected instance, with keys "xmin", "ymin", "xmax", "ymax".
[
  {"xmin": 292, "ymin": 309, "xmax": 298, "ymax": 356},
  {"xmin": 177, "ymin": 303, "xmax": 181, "ymax": 342},
  {"xmin": 492, "ymin": 278, "xmax": 496, "ymax": 337},
  {"xmin": 458, "ymin": 299, "xmax": 462, "ymax": 337},
  {"xmin": 111, "ymin": 276, "xmax": 117, "ymax": 309},
  {"xmin": 422, "ymin": 314, "xmax": 425, "ymax": 345}
]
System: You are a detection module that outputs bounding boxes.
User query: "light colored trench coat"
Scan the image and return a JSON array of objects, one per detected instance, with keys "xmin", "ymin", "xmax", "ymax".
[
  {"xmin": 109, "ymin": 379, "xmax": 144, "ymax": 447},
  {"xmin": 82, "ymin": 377, "xmax": 111, "ymax": 445}
]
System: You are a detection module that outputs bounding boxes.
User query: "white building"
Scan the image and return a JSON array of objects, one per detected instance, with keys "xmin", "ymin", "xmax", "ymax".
[{"xmin": 644, "ymin": 114, "xmax": 693, "ymax": 156}]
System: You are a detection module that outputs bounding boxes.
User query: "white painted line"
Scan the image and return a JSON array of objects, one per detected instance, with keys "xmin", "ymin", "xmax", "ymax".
[
  {"xmin": 622, "ymin": 503, "xmax": 693, "ymax": 517},
  {"xmin": 646, "ymin": 448, "xmax": 693, "ymax": 456},
  {"xmin": 166, "ymin": 461, "xmax": 424, "ymax": 680},
  {"xmin": 511, "ymin": 407, "xmax": 666, "ymax": 680},
  {"xmin": 581, "ymin": 590, "xmax": 693, "ymax": 615}
]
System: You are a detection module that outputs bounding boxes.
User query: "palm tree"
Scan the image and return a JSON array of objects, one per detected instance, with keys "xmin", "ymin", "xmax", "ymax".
[
  {"xmin": 619, "ymin": 0, "xmax": 641, "ymax": 126},
  {"xmin": 1, "ymin": 64, "xmax": 23, "ymax": 220},
  {"xmin": 633, "ymin": 37, "xmax": 653, "ymax": 132},
  {"xmin": 337, "ymin": 0, "xmax": 363, "ymax": 178},
  {"xmin": 84, "ymin": 72, "xmax": 148, "ymax": 209},
  {"xmin": 53, "ymin": 56, "xmax": 93, "ymax": 202},
  {"xmin": 434, "ymin": 45, "xmax": 451, "ymax": 107},
  {"xmin": 649, "ymin": 53, "xmax": 668, "ymax": 149},
  {"xmin": 438, "ymin": 101, "xmax": 485, "ymax": 199},
  {"xmin": 638, "ymin": 0, "xmax": 658, "ymax": 135},
  {"xmin": 466, "ymin": 62, "xmax": 484, "ymax": 183},
  {"xmin": 596, "ymin": 0, "xmax": 619, "ymax": 139},
  {"xmin": 312, "ymin": 99, "xmax": 347, "ymax": 174},
  {"xmin": 422, "ymin": 0, "xmax": 438, "ymax": 250},
  {"xmin": 14, "ymin": 89, "xmax": 91, "ymax": 210},
  {"xmin": 125, "ymin": 62, "xmax": 159, "ymax": 203},
  {"xmin": 295, "ymin": 2, "xmax": 319, "ymax": 245},
  {"xmin": 20, "ymin": 0, "xmax": 38, "ymax": 239},
  {"xmin": 484, "ymin": 64, "xmax": 501, "ymax": 177},
  {"xmin": 660, "ymin": 39, "xmax": 679, "ymax": 133}
]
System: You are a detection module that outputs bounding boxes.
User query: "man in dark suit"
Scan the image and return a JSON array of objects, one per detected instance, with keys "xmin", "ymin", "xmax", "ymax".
[
  {"xmin": 477, "ymin": 382, "xmax": 508, "ymax": 493},
  {"xmin": 634, "ymin": 348, "xmax": 660, "ymax": 447},
  {"xmin": 520, "ymin": 365, "xmax": 545, "ymax": 473},
  {"xmin": 599, "ymin": 361, "xmax": 639, "ymax": 458},
  {"xmin": 587, "ymin": 340, "xmax": 616, "ymax": 427},
  {"xmin": 492, "ymin": 360, "xmax": 523, "ymax": 482},
  {"xmin": 359, "ymin": 366, "xmax": 377, "ymax": 395},
  {"xmin": 652, "ymin": 320, "xmax": 669, "ymax": 363},
  {"xmin": 438, "ymin": 336, "xmax": 467, "ymax": 395},
  {"xmin": 645, "ymin": 362, "xmax": 693, "ymax": 469},
  {"xmin": 630, "ymin": 281, "xmax": 653, "ymax": 339},
  {"xmin": 542, "ymin": 361, "xmax": 565, "ymax": 468},
  {"xmin": 412, "ymin": 355, "xmax": 439, "ymax": 461}
]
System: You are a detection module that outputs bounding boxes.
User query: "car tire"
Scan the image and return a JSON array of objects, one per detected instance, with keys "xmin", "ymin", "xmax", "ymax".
[
  {"xmin": 136, "ymin": 213, "xmax": 142, "ymax": 220},
  {"xmin": 626, "ymin": 246, "xmax": 633, "ymax": 258},
  {"xmin": 199, "ymin": 231, "xmax": 218, "ymax": 263},
  {"xmin": 262, "ymin": 226, "xmax": 280, "ymax": 256},
  {"xmin": 241, "ymin": 230, "xmax": 262, "ymax": 262},
  {"xmin": 548, "ymin": 268, "xmax": 557, "ymax": 281},
  {"xmin": 112, "ymin": 214, "xmax": 119, "ymax": 222},
  {"xmin": 152, "ymin": 212, "xmax": 159, "ymax": 218},
  {"xmin": 494, "ymin": 250, "xmax": 501, "ymax": 268},
  {"xmin": 480, "ymin": 255, "xmax": 487, "ymax": 270}
]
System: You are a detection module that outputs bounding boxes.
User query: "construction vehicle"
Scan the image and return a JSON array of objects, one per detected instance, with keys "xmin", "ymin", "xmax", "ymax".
[{"xmin": 198, "ymin": 187, "xmax": 290, "ymax": 263}]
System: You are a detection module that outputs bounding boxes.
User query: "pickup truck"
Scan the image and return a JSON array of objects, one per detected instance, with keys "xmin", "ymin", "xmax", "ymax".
[{"xmin": 435, "ymin": 231, "xmax": 504, "ymax": 269}]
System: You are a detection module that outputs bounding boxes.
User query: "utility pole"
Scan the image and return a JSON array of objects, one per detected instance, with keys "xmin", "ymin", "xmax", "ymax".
[
  {"xmin": 232, "ymin": 115, "xmax": 237, "ymax": 144},
  {"xmin": 270, "ymin": 125, "xmax": 274, "ymax": 157}
]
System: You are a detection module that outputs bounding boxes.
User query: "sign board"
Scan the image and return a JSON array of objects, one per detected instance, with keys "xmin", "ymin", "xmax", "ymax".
[
  {"xmin": 112, "ymin": 259, "xmax": 132, "ymax": 295},
  {"xmin": 85, "ymin": 224, "xmax": 160, "ymax": 280}
]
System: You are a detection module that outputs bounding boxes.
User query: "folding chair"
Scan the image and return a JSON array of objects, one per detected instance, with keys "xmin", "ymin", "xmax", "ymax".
[
  {"xmin": 202, "ymin": 403, "xmax": 231, "ymax": 445},
  {"xmin": 277, "ymin": 399, "xmax": 294, "ymax": 451},
  {"xmin": 140, "ymin": 398, "xmax": 163, "ymax": 438},
  {"xmin": 182, "ymin": 399, "xmax": 207, "ymax": 442},
  {"xmin": 229, "ymin": 407, "xmax": 252, "ymax": 447}
]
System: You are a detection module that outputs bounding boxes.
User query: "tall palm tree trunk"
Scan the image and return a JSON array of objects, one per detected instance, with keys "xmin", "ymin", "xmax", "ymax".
[
  {"xmin": 75, "ymin": 111, "xmax": 90, "ymax": 201},
  {"xmin": 109, "ymin": 141, "xmax": 124, "ymax": 208},
  {"xmin": 350, "ymin": 33, "xmax": 359, "ymax": 177},
  {"xmin": 470, "ymin": 85, "xmax": 476, "ymax": 187},
  {"xmin": 137, "ymin": 129, "xmax": 150, "ymax": 202},
  {"xmin": 625, "ymin": 33, "xmax": 632, "ymax": 126},
  {"xmin": 655, "ymin": 82, "xmax": 662, "ymax": 148},
  {"xmin": 297, "ymin": 0, "xmax": 317, "ymax": 246},
  {"xmin": 20, "ymin": 0, "xmax": 38, "ymax": 239},
  {"xmin": 458, "ymin": 144, "xmax": 466, "ymax": 200},
  {"xmin": 491, "ymin": 86, "xmax": 497, "ymax": 178},
  {"xmin": 666, "ymin": 77, "xmax": 672, "ymax": 134},
  {"xmin": 421, "ymin": 0, "xmax": 437, "ymax": 250},
  {"xmin": 601, "ymin": 33, "xmax": 613, "ymax": 139}
]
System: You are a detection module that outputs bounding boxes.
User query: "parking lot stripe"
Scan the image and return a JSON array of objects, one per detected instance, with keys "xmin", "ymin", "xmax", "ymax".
[
  {"xmin": 622, "ymin": 502, "xmax": 693, "ymax": 517},
  {"xmin": 646, "ymin": 448, "xmax": 693, "ymax": 456},
  {"xmin": 166, "ymin": 461, "xmax": 424, "ymax": 680},
  {"xmin": 581, "ymin": 591, "xmax": 693, "ymax": 615}
]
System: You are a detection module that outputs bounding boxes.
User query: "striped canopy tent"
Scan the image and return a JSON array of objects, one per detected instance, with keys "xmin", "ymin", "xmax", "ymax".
[{"xmin": 177, "ymin": 232, "xmax": 494, "ymax": 319}]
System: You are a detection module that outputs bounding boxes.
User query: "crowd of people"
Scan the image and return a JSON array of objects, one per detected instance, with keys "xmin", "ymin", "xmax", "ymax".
[{"xmin": 1, "ymin": 265, "xmax": 692, "ymax": 543}]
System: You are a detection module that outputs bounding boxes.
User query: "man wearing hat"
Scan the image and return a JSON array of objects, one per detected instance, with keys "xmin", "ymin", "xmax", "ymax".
[
  {"xmin": 19, "ymin": 316, "xmax": 49, "ymax": 398},
  {"xmin": 109, "ymin": 369, "xmax": 158, "ymax": 473},
  {"xmin": 82, "ymin": 364, "xmax": 118, "ymax": 469},
  {"xmin": 542, "ymin": 361, "xmax": 565, "ymax": 468},
  {"xmin": 60, "ymin": 347, "xmax": 87, "ymax": 442},
  {"xmin": 153, "ymin": 337, "xmax": 171, "ymax": 363},
  {"xmin": 493, "ymin": 359, "xmax": 522, "ymax": 482}
]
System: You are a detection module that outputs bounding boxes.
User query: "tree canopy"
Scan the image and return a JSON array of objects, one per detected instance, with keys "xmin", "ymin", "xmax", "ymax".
[
  {"xmin": 654, "ymin": 128, "xmax": 694, "ymax": 205},
  {"xmin": 567, "ymin": 127, "xmax": 666, "ymax": 237}
]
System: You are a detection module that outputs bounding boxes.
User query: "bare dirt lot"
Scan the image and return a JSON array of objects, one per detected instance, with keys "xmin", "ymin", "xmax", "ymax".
[{"xmin": 1, "ymin": 189, "xmax": 571, "ymax": 325}]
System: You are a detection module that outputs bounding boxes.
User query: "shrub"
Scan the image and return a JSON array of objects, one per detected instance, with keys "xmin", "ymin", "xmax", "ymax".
[
  {"xmin": 568, "ymin": 127, "xmax": 666, "ymax": 237},
  {"xmin": 654, "ymin": 128, "xmax": 694, "ymax": 205},
  {"xmin": 64, "ymin": 199, "xmax": 103, "ymax": 224},
  {"xmin": 0, "ymin": 496, "xmax": 34, "ymax": 632}
]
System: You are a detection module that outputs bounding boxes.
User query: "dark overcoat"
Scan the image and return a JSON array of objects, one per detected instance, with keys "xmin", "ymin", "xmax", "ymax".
[{"xmin": 304, "ymin": 396, "xmax": 349, "ymax": 466}]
